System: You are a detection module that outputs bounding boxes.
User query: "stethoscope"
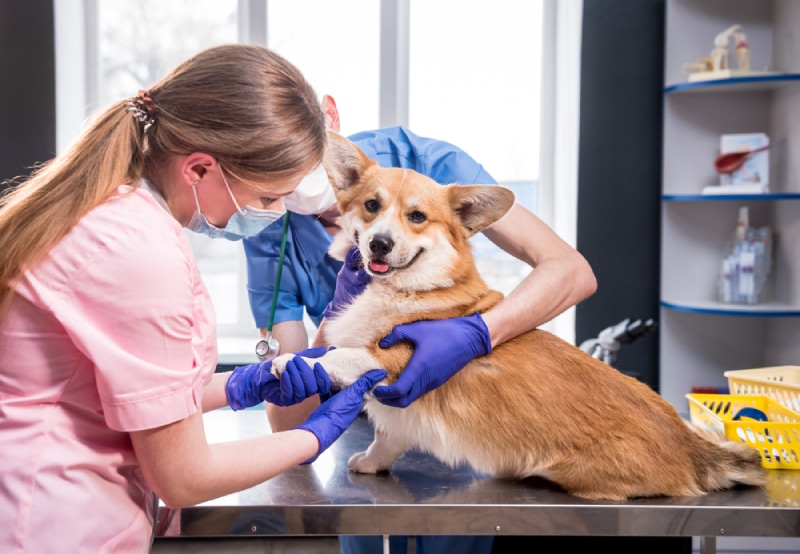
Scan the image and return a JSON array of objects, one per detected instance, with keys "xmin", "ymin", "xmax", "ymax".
[{"xmin": 254, "ymin": 212, "xmax": 290, "ymax": 362}]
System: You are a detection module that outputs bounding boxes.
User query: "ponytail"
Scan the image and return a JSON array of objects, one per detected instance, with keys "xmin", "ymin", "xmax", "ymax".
[{"xmin": 0, "ymin": 100, "xmax": 146, "ymax": 315}]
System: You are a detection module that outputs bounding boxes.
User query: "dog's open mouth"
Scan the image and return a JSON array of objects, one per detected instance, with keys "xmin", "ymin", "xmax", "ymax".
[
  {"xmin": 368, "ymin": 259, "xmax": 391, "ymax": 274},
  {"xmin": 367, "ymin": 249, "xmax": 424, "ymax": 275}
]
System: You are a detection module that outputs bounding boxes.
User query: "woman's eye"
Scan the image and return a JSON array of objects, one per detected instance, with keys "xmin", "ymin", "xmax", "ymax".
[
  {"xmin": 364, "ymin": 199, "xmax": 380, "ymax": 213},
  {"xmin": 261, "ymin": 198, "xmax": 280, "ymax": 209},
  {"xmin": 408, "ymin": 210, "xmax": 426, "ymax": 223}
]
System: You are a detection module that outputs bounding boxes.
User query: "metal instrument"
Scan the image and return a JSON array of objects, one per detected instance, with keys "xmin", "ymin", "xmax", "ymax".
[{"xmin": 579, "ymin": 317, "xmax": 657, "ymax": 368}]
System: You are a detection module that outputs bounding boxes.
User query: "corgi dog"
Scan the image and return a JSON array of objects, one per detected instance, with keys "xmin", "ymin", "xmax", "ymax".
[{"xmin": 272, "ymin": 132, "xmax": 766, "ymax": 501}]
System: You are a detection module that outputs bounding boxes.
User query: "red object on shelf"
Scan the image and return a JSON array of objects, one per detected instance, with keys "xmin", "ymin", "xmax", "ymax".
[{"xmin": 714, "ymin": 144, "xmax": 769, "ymax": 174}]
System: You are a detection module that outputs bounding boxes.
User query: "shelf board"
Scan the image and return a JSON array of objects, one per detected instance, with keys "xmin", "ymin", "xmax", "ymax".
[
  {"xmin": 663, "ymin": 193, "xmax": 800, "ymax": 201},
  {"xmin": 661, "ymin": 300, "xmax": 800, "ymax": 317},
  {"xmin": 664, "ymin": 73, "xmax": 800, "ymax": 94}
]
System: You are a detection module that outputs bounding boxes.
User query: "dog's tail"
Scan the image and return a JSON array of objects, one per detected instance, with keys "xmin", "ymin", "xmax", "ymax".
[{"xmin": 690, "ymin": 425, "xmax": 767, "ymax": 491}]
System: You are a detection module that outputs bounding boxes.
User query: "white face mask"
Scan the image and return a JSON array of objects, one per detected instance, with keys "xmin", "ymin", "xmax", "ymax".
[
  {"xmin": 187, "ymin": 168, "xmax": 285, "ymax": 241},
  {"xmin": 283, "ymin": 164, "xmax": 338, "ymax": 215}
]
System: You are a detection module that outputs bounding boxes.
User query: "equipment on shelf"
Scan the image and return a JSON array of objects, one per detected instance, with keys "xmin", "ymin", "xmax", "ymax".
[{"xmin": 579, "ymin": 317, "xmax": 658, "ymax": 369}]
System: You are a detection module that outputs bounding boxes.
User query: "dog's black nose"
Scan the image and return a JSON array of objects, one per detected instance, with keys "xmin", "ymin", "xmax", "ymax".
[{"xmin": 369, "ymin": 234, "xmax": 394, "ymax": 256}]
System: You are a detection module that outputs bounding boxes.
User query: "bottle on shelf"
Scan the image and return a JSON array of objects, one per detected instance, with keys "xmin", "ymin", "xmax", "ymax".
[{"xmin": 717, "ymin": 206, "xmax": 772, "ymax": 305}]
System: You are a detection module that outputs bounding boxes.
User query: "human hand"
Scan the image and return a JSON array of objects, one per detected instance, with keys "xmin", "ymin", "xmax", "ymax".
[
  {"xmin": 372, "ymin": 313, "xmax": 492, "ymax": 408},
  {"xmin": 296, "ymin": 369, "xmax": 387, "ymax": 464},
  {"xmin": 322, "ymin": 245, "xmax": 372, "ymax": 319},
  {"xmin": 226, "ymin": 347, "xmax": 332, "ymax": 411}
]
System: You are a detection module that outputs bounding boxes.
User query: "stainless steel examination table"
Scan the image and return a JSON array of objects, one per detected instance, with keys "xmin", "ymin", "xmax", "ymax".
[{"xmin": 155, "ymin": 409, "xmax": 800, "ymax": 553}]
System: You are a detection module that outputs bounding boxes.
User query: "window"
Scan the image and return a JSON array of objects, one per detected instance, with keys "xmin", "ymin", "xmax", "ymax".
[
  {"xmin": 407, "ymin": 1, "xmax": 542, "ymax": 297},
  {"xmin": 55, "ymin": 0, "xmax": 581, "ymax": 359},
  {"xmin": 95, "ymin": 0, "xmax": 239, "ymax": 109},
  {"xmin": 266, "ymin": 0, "xmax": 381, "ymax": 135}
]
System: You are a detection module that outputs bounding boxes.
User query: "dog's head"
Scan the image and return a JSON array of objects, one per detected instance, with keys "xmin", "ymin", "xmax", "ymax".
[{"xmin": 323, "ymin": 132, "xmax": 515, "ymax": 292}]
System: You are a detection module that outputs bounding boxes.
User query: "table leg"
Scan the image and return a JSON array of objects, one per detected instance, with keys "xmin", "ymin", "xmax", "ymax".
[{"xmin": 700, "ymin": 536, "xmax": 717, "ymax": 554}]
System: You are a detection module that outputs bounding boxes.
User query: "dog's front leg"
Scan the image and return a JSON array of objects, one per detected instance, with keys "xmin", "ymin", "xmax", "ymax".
[
  {"xmin": 271, "ymin": 348, "xmax": 385, "ymax": 389},
  {"xmin": 348, "ymin": 426, "xmax": 406, "ymax": 474}
]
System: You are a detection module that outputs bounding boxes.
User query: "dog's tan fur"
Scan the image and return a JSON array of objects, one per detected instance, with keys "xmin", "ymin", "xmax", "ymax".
[{"xmin": 272, "ymin": 132, "xmax": 766, "ymax": 501}]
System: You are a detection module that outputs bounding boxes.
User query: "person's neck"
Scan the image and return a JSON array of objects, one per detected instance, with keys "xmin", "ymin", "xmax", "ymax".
[
  {"xmin": 147, "ymin": 162, "xmax": 194, "ymax": 226},
  {"xmin": 316, "ymin": 205, "xmax": 340, "ymax": 235}
]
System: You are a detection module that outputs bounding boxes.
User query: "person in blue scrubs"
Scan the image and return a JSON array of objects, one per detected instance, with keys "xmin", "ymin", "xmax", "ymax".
[{"xmin": 242, "ymin": 95, "xmax": 597, "ymax": 554}]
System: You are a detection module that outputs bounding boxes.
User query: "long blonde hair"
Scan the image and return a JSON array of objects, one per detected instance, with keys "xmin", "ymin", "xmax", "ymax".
[{"xmin": 0, "ymin": 44, "xmax": 326, "ymax": 316}]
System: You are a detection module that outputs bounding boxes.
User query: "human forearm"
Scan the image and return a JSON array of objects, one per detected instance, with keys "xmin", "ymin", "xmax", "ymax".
[
  {"xmin": 203, "ymin": 372, "xmax": 233, "ymax": 412},
  {"xmin": 194, "ymin": 430, "xmax": 318, "ymax": 504},
  {"xmin": 481, "ymin": 248, "xmax": 596, "ymax": 346},
  {"xmin": 311, "ymin": 318, "xmax": 330, "ymax": 348},
  {"xmin": 267, "ymin": 396, "xmax": 321, "ymax": 431},
  {"xmin": 132, "ymin": 410, "xmax": 318, "ymax": 508},
  {"xmin": 200, "ymin": 370, "xmax": 385, "ymax": 494},
  {"xmin": 132, "ymin": 368, "xmax": 385, "ymax": 508},
  {"xmin": 481, "ymin": 204, "xmax": 597, "ymax": 347}
]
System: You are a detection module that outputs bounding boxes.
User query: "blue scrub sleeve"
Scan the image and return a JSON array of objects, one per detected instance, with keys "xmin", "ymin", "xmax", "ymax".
[{"xmin": 349, "ymin": 126, "xmax": 498, "ymax": 186}]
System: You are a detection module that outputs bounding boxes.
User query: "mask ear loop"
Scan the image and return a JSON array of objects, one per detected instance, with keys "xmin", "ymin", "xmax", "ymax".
[
  {"xmin": 219, "ymin": 166, "xmax": 247, "ymax": 216},
  {"xmin": 256, "ymin": 212, "xmax": 291, "ymax": 360}
]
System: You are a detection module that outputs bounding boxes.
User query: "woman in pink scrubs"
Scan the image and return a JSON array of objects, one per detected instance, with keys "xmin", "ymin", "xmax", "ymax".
[{"xmin": 0, "ymin": 44, "xmax": 384, "ymax": 553}]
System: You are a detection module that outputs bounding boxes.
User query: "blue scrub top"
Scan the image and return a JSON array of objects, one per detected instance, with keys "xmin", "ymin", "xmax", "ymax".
[{"xmin": 242, "ymin": 126, "xmax": 497, "ymax": 329}]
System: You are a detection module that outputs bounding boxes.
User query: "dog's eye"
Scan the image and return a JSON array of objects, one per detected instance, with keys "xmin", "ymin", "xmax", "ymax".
[
  {"xmin": 408, "ymin": 210, "xmax": 426, "ymax": 224},
  {"xmin": 364, "ymin": 199, "xmax": 380, "ymax": 213}
]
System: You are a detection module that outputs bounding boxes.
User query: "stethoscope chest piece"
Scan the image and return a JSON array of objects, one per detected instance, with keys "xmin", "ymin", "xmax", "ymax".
[{"xmin": 255, "ymin": 335, "xmax": 280, "ymax": 361}]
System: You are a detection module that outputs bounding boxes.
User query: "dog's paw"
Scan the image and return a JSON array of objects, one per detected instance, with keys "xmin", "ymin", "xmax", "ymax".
[
  {"xmin": 270, "ymin": 353, "xmax": 295, "ymax": 378},
  {"xmin": 347, "ymin": 451, "xmax": 389, "ymax": 474}
]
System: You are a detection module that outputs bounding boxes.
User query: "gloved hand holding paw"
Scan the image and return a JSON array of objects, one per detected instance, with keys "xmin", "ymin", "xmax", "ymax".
[{"xmin": 226, "ymin": 346, "xmax": 332, "ymax": 411}]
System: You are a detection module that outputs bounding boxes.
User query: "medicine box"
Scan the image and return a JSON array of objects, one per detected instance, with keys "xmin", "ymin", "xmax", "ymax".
[{"xmin": 719, "ymin": 133, "xmax": 769, "ymax": 189}]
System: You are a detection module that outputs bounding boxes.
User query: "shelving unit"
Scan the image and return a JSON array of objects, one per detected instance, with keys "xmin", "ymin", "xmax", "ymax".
[{"xmin": 660, "ymin": 0, "xmax": 800, "ymax": 421}]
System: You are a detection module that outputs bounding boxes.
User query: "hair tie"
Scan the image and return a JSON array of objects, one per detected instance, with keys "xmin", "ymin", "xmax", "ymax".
[{"xmin": 126, "ymin": 89, "xmax": 157, "ymax": 130}]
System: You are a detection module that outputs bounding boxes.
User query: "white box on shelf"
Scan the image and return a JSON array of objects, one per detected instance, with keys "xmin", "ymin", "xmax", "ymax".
[
  {"xmin": 719, "ymin": 132, "xmax": 769, "ymax": 188},
  {"xmin": 702, "ymin": 183, "xmax": 769, "ymax": 195}
]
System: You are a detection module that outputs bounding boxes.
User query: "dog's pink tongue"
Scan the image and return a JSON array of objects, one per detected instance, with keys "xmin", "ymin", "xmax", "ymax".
[{"xmin": 369, "ymin": 260, "xmax": 390, "ymax": 274}]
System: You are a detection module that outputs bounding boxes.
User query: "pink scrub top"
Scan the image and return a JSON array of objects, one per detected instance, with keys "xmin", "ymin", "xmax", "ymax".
[{"xmin": 0, "ymin": 183, "xmax": 217, "ymax": 553}]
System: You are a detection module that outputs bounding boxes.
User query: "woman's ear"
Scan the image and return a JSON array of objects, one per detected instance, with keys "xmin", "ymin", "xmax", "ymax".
[{"xmin": 181, "ymin": 153, "xmax": 217, "ymax": 185}]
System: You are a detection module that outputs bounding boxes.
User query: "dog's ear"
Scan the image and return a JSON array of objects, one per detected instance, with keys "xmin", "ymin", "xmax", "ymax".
[
  {"xmin": 322, "ymin": 131, "xmax": 375, "ymax": 262},
  {"xmin": 323, "ymin": 131, "xmax": 374, "ymax": 195},
  {"xmin": 449, "ymin": 185, "xmax": 515, "ymax": 237}
]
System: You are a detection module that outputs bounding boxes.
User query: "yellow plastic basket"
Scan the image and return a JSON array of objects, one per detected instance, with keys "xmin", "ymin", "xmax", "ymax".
[
  {"xmin": 725, "ymin": 366, "xmax": 800, "ymax": 412},
  {"xmin": 686, "ymin": 393, "xmax": 800, "ymax": 469},
  {"xmin": 762, "ymin": 468, "xmax": 800, "ymax": 507}
]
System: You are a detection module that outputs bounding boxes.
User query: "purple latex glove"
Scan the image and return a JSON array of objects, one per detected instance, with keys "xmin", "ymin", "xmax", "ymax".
[
  {"xmin": 225, "ymin": 347, "xmax": 332, "ymax": 411},
  {"xmin": 322, "ymin": 245, "xmax": 372, "ymax": 319},
  {"xmin": 296, "ymin": 369, "xmax": 387, "ymax": 464},
  {"xmin": 373, "ymin": 313, "xmax": 492, "ymax": 408}
]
